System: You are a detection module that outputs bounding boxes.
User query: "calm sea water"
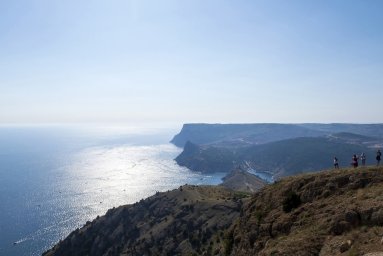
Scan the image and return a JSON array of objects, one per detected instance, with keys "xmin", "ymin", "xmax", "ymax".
[{"xmin": 0, "ymin": 125, "xmax": 225, "ymax": 256}]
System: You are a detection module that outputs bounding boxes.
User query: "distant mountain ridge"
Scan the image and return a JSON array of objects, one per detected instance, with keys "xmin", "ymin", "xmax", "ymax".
[
  {"xmin": 171, "ymin": 123, "xmax": 383, "ymax": 179},
  {"xmin": 170, "ymin": 123, "xmax": 327, "ymax": 148},
  {"xmin": 171, "ymin": 123, "xmax": 383, "ymax": 148},
  {"xmin": 298, "ymin": 123, "xmax": 383, "ymax": 138}
]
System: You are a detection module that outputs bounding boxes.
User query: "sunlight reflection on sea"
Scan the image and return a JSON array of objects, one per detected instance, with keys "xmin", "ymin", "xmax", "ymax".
[{"xmin": 0, "ymin": 126, "xmax": 225, "ymax": 256}]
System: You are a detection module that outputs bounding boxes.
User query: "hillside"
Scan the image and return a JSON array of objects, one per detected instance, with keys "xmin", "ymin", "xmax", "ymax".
[
  {"xmin": 327, "ymin": 132, "xmax": 382, "ymax": 148},
  {"xmin": 170, "ymin": 123, "xmax": 383, "ymax": 148},
  {"xmin": 175, "ymin": 141, "xmax": 237, "ymax": 173},
  {"xmin": 45, "ymin": 167, "xmax": 383, "ymax": 256},
  {"xmin": 221, "ymin": 169, "xmax": 266, "ymax": 193},
  {"xmin": 170, "ymin": 123, "xmax": 325, "ymax": 148},
  {"xmin": 230, "ymin": 166, "xmax": 383, "ymax": 255},
  {"xmin": 43, "ymin": 185, "xmax": 249, "ymax": 256},
  {"xmin": 176, "ymin": 137, "xmax": 378, "ymax": 178},
  {"xmin": 172, "ymin": 124, "xmax": 383, "ymax": 179},
  {"xmin": 241, "ymin": 137, "xmax": 378, "ymax": 178},
  {"xmin": 299, "ymin": 123, "xmax": 383, "ymax": 139}
]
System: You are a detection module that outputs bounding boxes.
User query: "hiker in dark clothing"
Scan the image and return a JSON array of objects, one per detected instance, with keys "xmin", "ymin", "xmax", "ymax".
[
  {"xmin": 377, "ymin": 150, "xmax": 382, "ymax": 166},
  {"xmin": 352, "ymin": 154, "xmax": 359, "ymax": 168},
  {"xmin": 333, "ymin": 157, "xmax": 339, "ymax": 169}
]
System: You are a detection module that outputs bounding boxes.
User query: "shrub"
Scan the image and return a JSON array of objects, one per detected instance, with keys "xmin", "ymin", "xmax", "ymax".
[{"xmin": 282, "ymin": 191, "xmax": 301, "ymax": 213}]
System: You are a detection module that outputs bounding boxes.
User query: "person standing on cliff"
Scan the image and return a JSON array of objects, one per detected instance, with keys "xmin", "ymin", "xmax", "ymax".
[
  {"xmin": 352, "ymin": 154, "xmax": 359, "ymax": 168},
  {"xmin": 334, "ymin": 157, "xmax": 339, "ymax": 169},
  {"xmin": 360, "ymin": 152, "xmax": 366, "ymax": 166},
  {"xmin": 377, "ymin": 150, "xmax": 382, "ymax": 166}
]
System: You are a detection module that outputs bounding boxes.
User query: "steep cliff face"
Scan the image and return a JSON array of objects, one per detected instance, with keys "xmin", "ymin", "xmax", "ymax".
[
  {"xmin": 175, "ymin": 141, "xmax": 236, "ymax": 173},
  {"xmin": 45, "ymin": 167, "xmax": 383, "ymax": 256}
]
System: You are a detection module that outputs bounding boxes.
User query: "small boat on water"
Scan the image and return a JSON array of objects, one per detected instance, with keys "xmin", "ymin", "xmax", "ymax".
[{"xmin": 13, "ymin": 239, "xmax": 25, "ymax": 245}]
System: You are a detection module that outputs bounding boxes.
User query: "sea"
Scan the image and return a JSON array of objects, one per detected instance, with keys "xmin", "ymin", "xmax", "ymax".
[{"xmin": 0, "ymin": 124, "xmax": 225, "ymax": 256}]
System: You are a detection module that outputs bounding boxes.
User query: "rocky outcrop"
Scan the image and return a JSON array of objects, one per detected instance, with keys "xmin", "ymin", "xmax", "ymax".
[{"xmin": 221, "ymin": 169, "xmax": 266, "ymax": 193}]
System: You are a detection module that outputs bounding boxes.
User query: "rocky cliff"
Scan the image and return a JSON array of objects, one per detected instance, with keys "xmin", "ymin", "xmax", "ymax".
[{"xmin": 44, "ymin": 166, "xmax": 383, "ymax": 256}]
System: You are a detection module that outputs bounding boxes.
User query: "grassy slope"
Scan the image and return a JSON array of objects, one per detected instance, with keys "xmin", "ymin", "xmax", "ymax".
[{"xmin": 230, "ymin": 166, "xmax": 383, "ymax": 256}]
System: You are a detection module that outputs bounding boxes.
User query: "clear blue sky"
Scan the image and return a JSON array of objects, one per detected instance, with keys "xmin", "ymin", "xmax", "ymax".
[{"xmin": 1, "ymin": 0, "xmax": 382, "ymax": 125}]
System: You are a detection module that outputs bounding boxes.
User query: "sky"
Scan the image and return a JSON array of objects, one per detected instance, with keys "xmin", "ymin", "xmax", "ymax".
[{"xmin": 1, "ymin": 0, "xmax": 382, "ymax": 125}]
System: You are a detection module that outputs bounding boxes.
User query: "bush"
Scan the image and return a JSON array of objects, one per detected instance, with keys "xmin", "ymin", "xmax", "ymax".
[{"xmin": 282, "ymin": 191, "xmax": 301, "ymax": 213}]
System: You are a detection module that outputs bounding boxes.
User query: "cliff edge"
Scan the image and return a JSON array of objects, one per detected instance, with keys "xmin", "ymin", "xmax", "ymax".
[
  {"xmin": 230, "ymin": 166, "xmax": 383, "ymax": 255},
  {"xmin": 44, "ymin": 166, "xmax": 383, "ymax": 256}
]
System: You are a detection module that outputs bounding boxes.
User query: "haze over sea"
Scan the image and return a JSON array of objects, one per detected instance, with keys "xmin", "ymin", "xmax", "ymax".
[{"xmin": 0, "ymin": 124, "xmax": 225, "ymax": 256}]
